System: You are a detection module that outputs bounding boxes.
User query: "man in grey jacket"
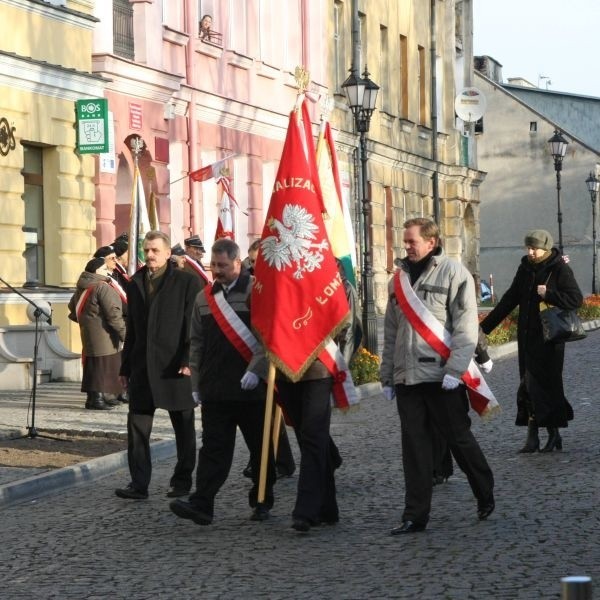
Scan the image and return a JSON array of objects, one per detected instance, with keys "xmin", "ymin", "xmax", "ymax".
[{"xmin": 380, "ymin": 218, "xmax": 495, "ymax": 535}]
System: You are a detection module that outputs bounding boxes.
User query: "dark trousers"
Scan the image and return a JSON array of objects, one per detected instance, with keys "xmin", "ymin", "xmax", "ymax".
[
  {"xmin": 396, "ymin": 382, "xmax": 494, "ymax": 526},
  {"xmin": 278, "ymin": 378, "xmax": 338, "ymax": 524},
  {"xmin": 190, "ymin": 401, "xmax": 276, "ymax": 518},
  {"xmin": 127, "ymin": 408, "xmax": 196, "ymax": 493}
]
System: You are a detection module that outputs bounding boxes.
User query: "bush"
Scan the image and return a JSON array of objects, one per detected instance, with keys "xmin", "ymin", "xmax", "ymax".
[
  {"xmin": 578, "ymin": 295, "xmax": 600, "ymax": 321},
  {"xmin": 350, "ymin": 348, "xmax": 380, "ymax": 385}
]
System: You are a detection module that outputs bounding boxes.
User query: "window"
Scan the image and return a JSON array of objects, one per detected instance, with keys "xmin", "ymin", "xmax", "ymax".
[
  {"xmin": 418, "ymin": 45, "xmax": 427, "ymax": 125},
  {"xmin": 379, "ymin": 25, "xmax": 389, "ymax": 113},
  {"xmin": 229, "ymin": 0, "xmax": 248, "ymax": 55},
  {"xmin": 399, "ymin": 35, "xmax": 408, "ymax": 118},
  {"xmin": 530, "ymin": 121, "xmax": 537, "ymax": 132},
  {"xmin": 113, "ymin": 0, "xmax": 134, "ymax": 60},
  {"xmin": 22, "ymin": 145, "xmax": 45, "ymax": 285},
  {"xmin": 385, "ymin": 187, "xmax": 394, "ymax": 272},
  {"xmin": 283, "ymin": 0, "xmax": 301, "ymax": 71},
  {"xmin": 334, "ymin": 1, "xmax": 346, "ymax": 92}
]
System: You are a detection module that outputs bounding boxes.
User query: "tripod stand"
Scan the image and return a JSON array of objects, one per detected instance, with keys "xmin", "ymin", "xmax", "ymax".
[{"xmin": 0, "ymin": 276, "xmax": 64, "ymax": 441}]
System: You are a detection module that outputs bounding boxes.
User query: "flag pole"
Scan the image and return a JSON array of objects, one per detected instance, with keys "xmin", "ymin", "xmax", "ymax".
[
  {"xmin": 271, "ymin": 405, "xmax": 283, "ymax": 458},
  {"xmin": 258, "ymin": 361, "xmax": 276, "ymax": 503}
]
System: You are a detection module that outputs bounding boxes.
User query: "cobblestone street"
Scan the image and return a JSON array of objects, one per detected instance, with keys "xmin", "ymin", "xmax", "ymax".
[{"xmin": 1, "ymin": 331, "xmax": 599, "ymax": 599}]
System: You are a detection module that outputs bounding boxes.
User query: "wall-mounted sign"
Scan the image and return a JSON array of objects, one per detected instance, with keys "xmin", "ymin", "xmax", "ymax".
[
  {"xmin": 129, "ymin": 102, "xmax": 143, "ymax": 130},
  {"xmin": 75, "ymin": 98, "xmax": 109, "ymax": 154}
]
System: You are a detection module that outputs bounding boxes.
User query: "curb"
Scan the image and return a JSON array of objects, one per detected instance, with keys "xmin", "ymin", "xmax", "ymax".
[{"xmin": 0, "ymin": 438, "xmax": 176, "ymax": 509}]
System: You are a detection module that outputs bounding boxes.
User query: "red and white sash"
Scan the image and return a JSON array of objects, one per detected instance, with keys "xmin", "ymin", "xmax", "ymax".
[
  {"xmin": 318, "ymin": 341, "xmax": 359, "ymax": 410},
  {"xmin": 184, "ymin": 255, "xmax": 211, "ymax": 284},
  {"xmin": 114, "ymin": 262, "xmax": 130, "ymax": 282},
  {"xmin": 394, "ymin": 270, "xmax": 499, "ymax": 419},
  {"xmin": 75, "ymin": 287, "xmax": 94, "ymax": 322},
  {"xmin": 108, "ymin": 276, "xmax": 128, "ymax": 304},
  {"xmin": 204, "ymin": 284, "xmax": 258, "ymax": 363}
]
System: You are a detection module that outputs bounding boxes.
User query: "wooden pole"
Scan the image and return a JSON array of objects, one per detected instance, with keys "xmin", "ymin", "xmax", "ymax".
[
  {"xmin": 258, "ymin": 361, "xmax": 276, "ymax": 503},
  {"xmin": 272, "ymin": 404, "xmax": 283, "ymax": 458}
]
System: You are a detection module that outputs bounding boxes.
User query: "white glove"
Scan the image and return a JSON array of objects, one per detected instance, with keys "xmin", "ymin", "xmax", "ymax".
[
  {"xmin": 479, "ymin": 359, "xmax": 493, "ymax": 374},
  {"xmin": 240, "ymin": 371, "xmax": 259, "ymax": 390},
  {"xmin": 382, "ymin": 386, "xmax": 395, "ymax": 401},
  {"xmin": 441, "ymin": 374, "xmax": 461, "ymax": 390},
  {"xmin": 192, "ymin": 391, "xmax": 201, "ymax": 406}
]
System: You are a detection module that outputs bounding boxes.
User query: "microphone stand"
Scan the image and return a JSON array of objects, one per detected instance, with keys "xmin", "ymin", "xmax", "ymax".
[{"xmin": 0, "ymin": 276, "xmax": 64, "ymax": 441}]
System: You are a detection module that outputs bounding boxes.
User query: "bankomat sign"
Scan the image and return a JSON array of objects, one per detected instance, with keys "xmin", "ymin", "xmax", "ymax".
[{"xmin": 76, "ymin": 99, "xmax": 109, "ymax": 154}]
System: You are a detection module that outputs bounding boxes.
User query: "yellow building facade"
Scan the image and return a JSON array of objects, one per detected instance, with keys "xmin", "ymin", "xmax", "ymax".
[
  {"xmin": 0, "ymin": 0, "xmax": 103, "ymax": 352},
  {"xmin": 326, "ymin": 0, "xmax": 485, "ymax": 312}
]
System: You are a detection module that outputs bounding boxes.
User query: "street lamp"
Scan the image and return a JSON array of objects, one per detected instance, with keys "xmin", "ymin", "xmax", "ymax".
[
  {"xmin": 548, "ymin": 129, "xmax": 569, "ymax": 253},
  {"xmin": 585, "ymin": 172, "xmax": 600, "ymax": 294},
  {"xmin": 342, "ymin": 66, "xmax": 379, "ymax": 354}
]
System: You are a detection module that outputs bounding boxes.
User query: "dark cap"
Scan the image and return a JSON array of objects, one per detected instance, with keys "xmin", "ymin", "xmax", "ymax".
[
  {"xmin": 184, "ymin": 235, "xmax": 205, "ymax": 250},
  {"xmin": 85, "ymin": 257, "xmax": 106, "ymax": 273},
  {"xmin": 93, "ymin": 245, "xmax": 116, "ymax": 259},
  {"xmin": 114, "ymin": 232, "xmax": 128, "ymax": 242},
  {"xmin": 171, "ymin": 243, "xmax": 186, "ymax": 256},
  {"xmin": 524, "ymin": 229, "xmax": 553, "ymax": 251},
  {"xmin": 112, "ymin": 239, "xmax": 128, "ymax": 257}
]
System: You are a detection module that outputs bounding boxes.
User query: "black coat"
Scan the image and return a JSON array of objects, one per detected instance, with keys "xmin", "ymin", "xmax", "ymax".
[
  {"xmin": 481, "ymin": 249, "xmax": 583, "ymax": 427},
  {"xmin": 120, "ymin": 262, "xmax": 202, "ymax": 411}
]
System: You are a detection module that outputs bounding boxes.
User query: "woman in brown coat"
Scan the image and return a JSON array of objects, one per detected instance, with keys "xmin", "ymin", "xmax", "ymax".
[{"xmin": 69, "ymin": 257, "xmax": 127, "ymax": 410}]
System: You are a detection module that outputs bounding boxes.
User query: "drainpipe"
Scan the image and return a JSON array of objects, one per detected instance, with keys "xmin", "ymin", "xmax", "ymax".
[
  {"xmin": 184, "ymin": 0, "xmax": 199, "ymax": 235},
  {"xmin": 430, "ymin": 0, "xmax": 440, "ymax": 223}
]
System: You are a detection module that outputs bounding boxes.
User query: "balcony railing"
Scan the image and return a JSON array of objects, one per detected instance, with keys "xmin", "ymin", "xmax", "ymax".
[{"xmin": 199, "ymin": 28, "xmax": 223, "ymax": 47}]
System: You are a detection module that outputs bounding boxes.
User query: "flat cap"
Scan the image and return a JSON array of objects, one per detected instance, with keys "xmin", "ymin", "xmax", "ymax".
[
  {"xmin": 184, "ymin": 235, "xmax": 205, "ymax": 250},
  {"xmin": 171, "ymin": 243, "xmax": 186, "ymax": 256},
  {"xmin": 85, "ymin": 257, "xmax": 106, "ymax": 273}
]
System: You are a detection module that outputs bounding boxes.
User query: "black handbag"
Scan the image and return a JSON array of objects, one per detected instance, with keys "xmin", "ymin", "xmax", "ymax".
[{"xmin": 539, "ymin": 302, "xmax": 586, "ymax": 343}]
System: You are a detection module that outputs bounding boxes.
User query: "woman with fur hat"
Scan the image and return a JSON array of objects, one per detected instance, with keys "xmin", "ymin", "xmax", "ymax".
[
  {"xmin": 68, "ymin": 257, "xmax": 127, "ymax": 410},
  {"xmin": 480, "ymin": 229, "xmax": 583, "ymax": 453}
]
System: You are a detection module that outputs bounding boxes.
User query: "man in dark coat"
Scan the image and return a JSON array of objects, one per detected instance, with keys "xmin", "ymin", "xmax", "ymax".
[
  {"xmin": 169, "ymin": 238, "xmax": 276, "ymax": 525},
  {"xmin": 115, "ymin": 231, "xmax": 202, "ymax": 500}
]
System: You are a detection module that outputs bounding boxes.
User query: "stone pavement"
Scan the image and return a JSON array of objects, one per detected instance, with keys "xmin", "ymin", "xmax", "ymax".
[{"xmin": 0, "ymin": 331, "xmax": 599, "ymax": 599}]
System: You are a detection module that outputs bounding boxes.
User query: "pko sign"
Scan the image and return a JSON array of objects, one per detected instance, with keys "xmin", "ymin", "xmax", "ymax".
[{"xmin": 76, "ymin": 98, "xmax": 109, "ymax": 154}]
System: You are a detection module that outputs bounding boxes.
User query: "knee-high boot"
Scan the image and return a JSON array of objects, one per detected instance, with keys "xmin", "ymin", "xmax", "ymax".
[
  {"xmin": 518, "ymin": 418, "xmax": 539, "ymax": 453},
  {"xmin": 540, "ymin": 427, "xmax": 562, "ymax": 452}
]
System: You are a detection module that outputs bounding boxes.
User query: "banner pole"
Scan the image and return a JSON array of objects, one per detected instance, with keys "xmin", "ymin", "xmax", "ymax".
[
  {"xmin": 272, "ymin": 405, "xmax": 283, "ymax": 458},
  {"xmin": 258, "ymin": 361, "xmax": 276, "ymax": 503}
]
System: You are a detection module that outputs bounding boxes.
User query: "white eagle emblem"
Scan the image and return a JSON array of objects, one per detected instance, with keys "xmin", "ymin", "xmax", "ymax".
[{"xmin": 261, "ymin": 204, "xmax": 329, "ymax": 279}]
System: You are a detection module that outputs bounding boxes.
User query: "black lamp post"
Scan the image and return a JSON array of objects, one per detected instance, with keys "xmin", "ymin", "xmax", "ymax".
[
  {"xmin": 548, "ymin": 129, "xmax": 569, "ymax": 253},
  {"xmin": 585, "ymin": 172, "xmax": 599, "ymax": 294},
  {"xmin": 342, "ymin": 67, "xmax": 379, "ymax": 354}
]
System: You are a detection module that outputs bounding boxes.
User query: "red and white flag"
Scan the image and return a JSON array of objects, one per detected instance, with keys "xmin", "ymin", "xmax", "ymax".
[
  {"xmin": 215, "ymin": 181, "xmax": 234, "ymax": 240},
  {"xmin": 189, "ymin": 155, "xmax": 236, "ymax": 182},
  {"xmin": 251, "ymin": 100, "xmax": 349, "ymax": 381}
]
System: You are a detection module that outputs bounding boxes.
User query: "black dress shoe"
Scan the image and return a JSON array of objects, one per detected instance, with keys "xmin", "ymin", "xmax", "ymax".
[
  {"xmin": 390, "ymin": 521, "xmax": 426, "ymax": 535},
  {"xmin": 477, "ymin": 500, "xmax": 495, "ymax": 520},
  {"xmin": 166, "ymin": 487, "xmax": 190, "ymax": 498},
  {"xmin": 169, "ymin": 499, "xmax": 213, "ymax": 525},
  {"xmin": 250, "ymin": 505, "xmax": 270, "ymax": 522},
  {"xmin": 292, "ymin": 518, "xmax": 311, "ymax": 532},
  {"xmin": 115, "ymin": 484, "xmax": 148, "ymax": 500}
]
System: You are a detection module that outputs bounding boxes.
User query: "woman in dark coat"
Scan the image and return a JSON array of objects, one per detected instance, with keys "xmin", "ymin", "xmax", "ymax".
[
  {"xmin": 480, "ymin": 229, "xmax": 583, "ymax": 453},
  {"xmin": 68, "ymin": 257, "xmax": 126, "ymax": 410}
]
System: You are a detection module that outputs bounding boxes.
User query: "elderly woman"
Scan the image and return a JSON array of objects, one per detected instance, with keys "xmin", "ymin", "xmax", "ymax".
[
  {"xmin": 69, "ymin": 257, "xmax": 127, "ymax": 410},
  {"xmin": 480, "ymin": 229, "xmax": 583, "ymax": 453}
]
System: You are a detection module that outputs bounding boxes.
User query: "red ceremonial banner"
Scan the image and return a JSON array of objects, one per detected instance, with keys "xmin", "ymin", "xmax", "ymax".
[{"xmin": 251, "ymin": 101, "xmax": 350, "ymax": 381}]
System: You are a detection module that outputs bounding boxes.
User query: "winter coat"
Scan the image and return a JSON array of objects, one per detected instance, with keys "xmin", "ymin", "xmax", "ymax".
[
  {"xmin": 120, "ymin": 262, "xmax": 202, "ymax": 412},
  {"xmin": 189, "ymin": 272, "xmax": 268, "ymax": 403},
  {"xmin": 68, "ymin": 272, "xmax": 126, "ymax": 356},
  {"xmin": 480, "ymin": 248, "xmax": 583, "ymax": 427},
  {"xmin": 380, "ymin": 247, "xmax": 479, "ymax": 387}
]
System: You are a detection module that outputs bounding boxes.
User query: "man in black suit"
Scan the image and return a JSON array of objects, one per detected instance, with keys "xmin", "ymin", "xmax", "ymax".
[{"xmin": 115, "ymin": 231, "xmax": 202, "ymax": 500}]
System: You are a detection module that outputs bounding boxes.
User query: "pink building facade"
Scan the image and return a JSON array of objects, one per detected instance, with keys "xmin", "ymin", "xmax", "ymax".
[{"xmin": 91, "ymin": 0, "xmax": 328, "ymax": 257}]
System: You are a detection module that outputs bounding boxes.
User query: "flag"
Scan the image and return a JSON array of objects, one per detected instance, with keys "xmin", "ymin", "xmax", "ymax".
[
  {"xmin": 127, "ymin": 165, "xmax": 151, "ymax": 276},
  {"xmin": 316, "ymin": 120, "xmax": 358, "ymax": 289},
  {"xmin": 215, "ymin": 181, "xmax": 234, "ymax": 240},
  {"xmin": 251, "ymin": 100, "xmax": 350, "ymax": 381},
  {"xmin": 190, "ymin": 155, "xmax": 235, "ymax": 182},
  {"xmin": 148, "ymin": 189, "xmax": 159, "ymax": 230}
]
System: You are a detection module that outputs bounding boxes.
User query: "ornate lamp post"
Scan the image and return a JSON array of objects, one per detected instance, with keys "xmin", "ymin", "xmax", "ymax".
[
  {"xmin": 585, "ymin": 172, "xmax": 599, "ymax": 294},
  {"xmin": 547, "ymin": 130, "xmax": 569, "ymax": 253},
  {"xmin": 342, "ymin": 67, "xmax": 379, "ymax": 354}
]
